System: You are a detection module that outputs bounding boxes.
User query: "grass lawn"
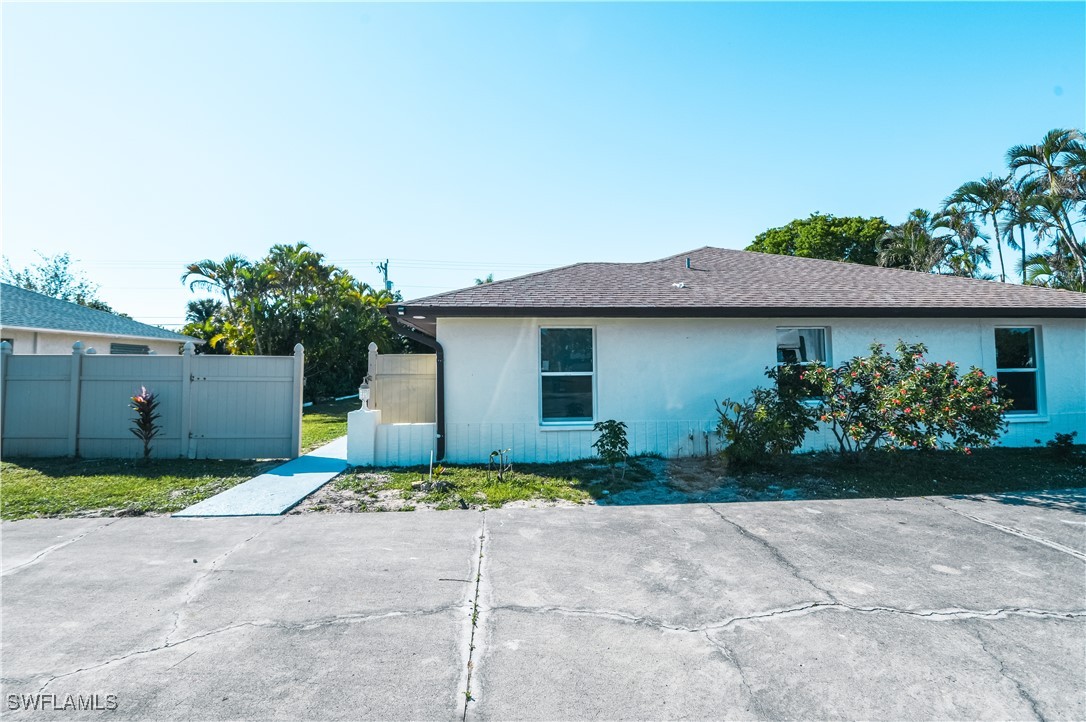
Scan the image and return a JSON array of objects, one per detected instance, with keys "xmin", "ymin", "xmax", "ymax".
[
  {"xmin": 302, "ymin": 458, "xmax": 658, "ymax": 512},
  {"xmin": 1, "ymin": 399, "xmax": 359, "ymax": 520},
  {"xmin": 296, "ymin": 446, "xmax": 1086, "ymax": 512},
  {"xmin": 301, "ymin": 398, "xmax": 358, "ymax": 452}
]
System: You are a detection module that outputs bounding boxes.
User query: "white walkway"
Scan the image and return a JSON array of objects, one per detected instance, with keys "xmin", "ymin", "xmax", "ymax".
[{"xmin": 174, "ymin": 437, "xmax": 348, "ymax": 517}]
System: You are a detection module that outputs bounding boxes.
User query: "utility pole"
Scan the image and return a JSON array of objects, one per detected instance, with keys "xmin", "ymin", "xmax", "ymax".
[{"xmin": 376, "ymin": 259, "xmax": 392, "ymax": 291}]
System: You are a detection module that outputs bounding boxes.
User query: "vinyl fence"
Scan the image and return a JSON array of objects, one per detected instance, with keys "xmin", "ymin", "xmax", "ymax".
[
  {"xmin": 368, "ymin": 343, "xmax": 436, "ymax": 424},
  {"xmin": 0, "ymin": 342, "xmax": 304, "ymax": 460}
]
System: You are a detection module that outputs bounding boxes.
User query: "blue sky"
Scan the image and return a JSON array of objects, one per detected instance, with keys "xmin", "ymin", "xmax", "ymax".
[{"xmin": 3, "ymin": 2, "xmax": 1084, "ymax": 329}]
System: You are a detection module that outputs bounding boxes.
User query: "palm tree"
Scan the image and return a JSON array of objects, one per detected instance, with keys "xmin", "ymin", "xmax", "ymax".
[
  {"xmin": 877, "ymin": 209, "xmax": 948, "ymax": 273},
  {"xmin": 935, "ymin": 205, "xmax": 990, "ymax": 277},
  {"xmin": 946, "ymin": 175, "xmax": 1014, "ymax": 283},
  {"xmin": 181, "ymin": 254, "xmax": 252, "ymax": 312},
  {"xmin": 1007, "ymin": 128, "xmax": 1086, "ymax": 285},
  {"xmin": 474, "ymin": 274, "xmax": 494, "ymax": 285}
]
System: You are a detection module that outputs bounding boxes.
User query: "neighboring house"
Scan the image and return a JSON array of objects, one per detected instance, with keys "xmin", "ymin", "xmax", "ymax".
[
  {"xmin": 381, "ymin": 247, "xmax": 1085, "ymax": 464},
  {"xmin": 0, "ymin": 283, "xmax": 197, "ymax": 355}
]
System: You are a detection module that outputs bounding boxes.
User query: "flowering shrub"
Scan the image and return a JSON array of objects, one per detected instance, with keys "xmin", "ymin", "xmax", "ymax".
[
  {"xmin": 716, "ymin": 366, "xmax": 818, "ymax": 467},
  {"xmin": 129, "ymin": 386, "xmax": 162, "ymax": 462},
  {"xmin": 802, "ymin": 341, "xmax": 1010, "ymax": 454}
]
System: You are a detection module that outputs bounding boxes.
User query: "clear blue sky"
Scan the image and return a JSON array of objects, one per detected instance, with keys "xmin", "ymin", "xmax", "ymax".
[{"xmin": 4, "ymin": 2, "xmax": 1084, "ymax": 329}]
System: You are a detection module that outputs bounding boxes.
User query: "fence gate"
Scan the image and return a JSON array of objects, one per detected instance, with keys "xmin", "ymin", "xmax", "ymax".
[{"xmin": 187, "ymin": 349, "xmax": 303, "ymax": 459}]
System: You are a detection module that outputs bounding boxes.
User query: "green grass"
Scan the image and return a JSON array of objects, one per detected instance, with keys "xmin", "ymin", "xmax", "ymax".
[
  {"xmin": 301, "ymin": 398, "xmax": 357, "ymax": 452},
  {"xmin": 0, "ymin": 458, "xmax": 275, "ymax": 520},
  {"xmin": 0, "ymin": 399, "xmax": 358, "ymax": 520},
  {"xmin": 334, "ymin": 458, "xmax": 657, "ymax": 510}
]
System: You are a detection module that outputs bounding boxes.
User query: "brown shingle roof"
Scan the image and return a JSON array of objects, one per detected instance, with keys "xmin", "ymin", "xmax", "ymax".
[{"xmin": 399, "ymin": 247, "xmax": 1086, "ymax": 322}]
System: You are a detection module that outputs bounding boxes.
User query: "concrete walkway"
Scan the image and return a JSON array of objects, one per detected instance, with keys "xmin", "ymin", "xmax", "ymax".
[{"xmin": 174, "ymin": 437, "xmax": 348, "ymax": 517}]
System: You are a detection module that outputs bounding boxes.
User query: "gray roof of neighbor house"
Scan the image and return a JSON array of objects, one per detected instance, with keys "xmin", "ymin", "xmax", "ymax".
[
  {"xmin": 394, "ymin": 247, "xmax": 1086, "ymax": 334},
  {"xmin": 0, "ymin": 283, "xmax": 196, "ymax": 343}
]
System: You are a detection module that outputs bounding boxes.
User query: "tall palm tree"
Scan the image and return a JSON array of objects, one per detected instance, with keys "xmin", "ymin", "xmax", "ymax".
[
  {"xmin": 935, "ymin": 205, "xmax": 990, "ymax": 277},
  {"xmin": 181, "ymin": 254, "xmax": 252, "ymax": 312},
  {"xmin": 946, "ymin": 175, "xmax": 1014, "ymax": 282},
  {"xmin": 1007, "ymin": 128, "xmax": 1086, "ymax": 284},
  {"xmin": 877, "ymin": 209, "xmax": 948, "ymax": 273}
]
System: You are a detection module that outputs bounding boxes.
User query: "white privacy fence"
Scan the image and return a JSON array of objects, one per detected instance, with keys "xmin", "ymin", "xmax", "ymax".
[
  {"xmin": 348, "ymin": 343, "xmax": 437, "ymax": 466},
  {"xmin": 0, "ymin": 342, "xmax": 304, "ymax": 460}
]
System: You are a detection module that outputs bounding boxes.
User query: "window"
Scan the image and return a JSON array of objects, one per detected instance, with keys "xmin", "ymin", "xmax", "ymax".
[
  {"xmin": 110, "ymin": 343, "xmax": 150, "ymax": 355},
  {"xmin": 995, "ymin": 327, "xmax": 1040, "ymax": 414},
  {"xmin": 776, "ymin": 327, "xmax": 828, "ymax": 398},
  {"xmin": 776, "ymin": 327, "xmax": 828, "ymax": 366},
  {"xmin": 540, "ymin": 328, "xmax": 594, "ymax": 423}
]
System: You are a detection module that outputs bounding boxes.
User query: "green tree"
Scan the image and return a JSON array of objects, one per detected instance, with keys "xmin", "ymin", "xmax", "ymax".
[
  {"xmin": 1006, "ymin": 128, "xmax": 1086, "ymax": 286},
  {"xmin": 746, "ymin": 213, "xmax": 891, "ymax": 265},
  {"xmin": 182, "ymin": 244, "xmax": 409, "ymax": 400},
  {"xmin": 2, "ymin": 252, "xmax": 124, "ymax": 315},
  {"xmin": 946, "ymin": 175, "xmax": 1014, "ymax": 283},
  {"xmin": 474, "ymin": 274, "xmax": 495, "ymax": 285},
  {"xmin": 180, "ymin": 299, "xmax": 228, "ymax": 354}
]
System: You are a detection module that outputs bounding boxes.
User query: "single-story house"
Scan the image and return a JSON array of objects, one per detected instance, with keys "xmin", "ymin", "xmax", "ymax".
[
  {"xmin": 368, "ymin": 247, "xmax": 1085, "ymax": 464},
  {"xmin": 0, "ymin": 283, "xmax": 197, "ymax": 355}
]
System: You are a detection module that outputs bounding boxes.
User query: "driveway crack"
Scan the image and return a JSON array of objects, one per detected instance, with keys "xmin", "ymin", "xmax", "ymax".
[
  {"xmin": 165, "ymin": 518, "xmax": 285, "ymax": 645},
  {"xmin": 706, "ymin": 504, "xmax": 837, "ymax": 601},
  {"xmin": 924, "ymin": 498, "xmax": 1086, "ymax": 562},
  {"xmin": 969, "ymin": 627, "xmax": 1046, "ymax": 721},
  {"xmin": 2, "ymin": 520, "xmax": 118, "ymax": 577},
  {"xmin": 461, "ymin": 513, "xmax": 488, "ymax": 721}
]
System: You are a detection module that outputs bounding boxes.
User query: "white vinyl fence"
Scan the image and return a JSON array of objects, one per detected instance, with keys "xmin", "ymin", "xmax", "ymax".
[
  {"xmin": 0, "ymin": 341, "xmax": 304, "ymax": 460},
  {"xmin": 348, "ymin": 343, "xmax": 437, "ymax": 466}
]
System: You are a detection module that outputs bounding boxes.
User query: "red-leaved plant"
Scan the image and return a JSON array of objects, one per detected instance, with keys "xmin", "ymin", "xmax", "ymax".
[{"xmin": 130, "ymin": 386, "xmax": 161, "ymax": 462}]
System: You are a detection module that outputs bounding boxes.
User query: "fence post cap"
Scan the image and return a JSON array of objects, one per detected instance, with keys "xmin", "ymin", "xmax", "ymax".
[
  {"xmin": 72, "ymin": 341, "xmax": 84, "ymax": 354},
  {"xmin": 293, "ymin": 343, "xmax": 304, "ymax": 355},
  {"xmin": 368, "ymin": 341, "xmax": 379, "ymax": 352},
  {"xmin": 183, "ymin": 341, "xmax": 196, "ymax": 355},
  {"xmin": 0, "ymin": 340, "xmax": 11, "ymax": 354}
]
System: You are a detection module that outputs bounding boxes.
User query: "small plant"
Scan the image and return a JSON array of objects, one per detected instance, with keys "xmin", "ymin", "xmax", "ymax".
[
  {"xmin": 487, "ymin": 449, "xmax": 512, "ymax": 482},
  {"xmin": 1046, "ymin": 431, "xmax": 1078, "ymax": 459},
  {"xmin": 592, "ymin": 420, "xmax": 629, "ymax": 481},
  {"xmin": 129, "ymin": 386, "xmax": 162, "ymax": 463}
]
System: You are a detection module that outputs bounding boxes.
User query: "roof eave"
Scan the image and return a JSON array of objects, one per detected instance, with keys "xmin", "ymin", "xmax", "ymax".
[{"xmin": 393, "ymin": 305, "xmax": 1086, "ymax": 320}]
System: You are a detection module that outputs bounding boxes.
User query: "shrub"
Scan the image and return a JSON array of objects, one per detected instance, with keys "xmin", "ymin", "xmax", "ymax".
[
  {"xmin": 1046, "ymin": 431, "xmax": 1079, "ymax": 459},
  {"xmin": 592, "ymin": 420, "xmax": 629, "ymax": 480},
  {"xmin": 129, "ymin": 386, "xmax": 162, "ymax": 462},
  {"xmin": 716, "ymin": 366, "xmax": 818, "ymax": 468},
  {"xmin": 802, "ymin": 341, "xmax": 1010, "ymax": 454}
]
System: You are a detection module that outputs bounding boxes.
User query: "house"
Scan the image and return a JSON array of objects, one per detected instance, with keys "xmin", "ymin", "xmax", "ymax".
[
  {"xmin": 354, "ymin": 247, "xmax": 1085, "ymax": 465},
  {"xmin": 0, "ymin": 283, "xmax": 197, "ymax": 355}
]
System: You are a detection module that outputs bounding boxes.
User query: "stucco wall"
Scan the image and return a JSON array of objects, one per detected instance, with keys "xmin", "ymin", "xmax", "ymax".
[
  {"xmin": 437, "ymin": 316, "xmax": 1086, "ymax": 463},
  {"xmin": 1, "ymin": 329, "xmax": 184, "ymax": 356}
]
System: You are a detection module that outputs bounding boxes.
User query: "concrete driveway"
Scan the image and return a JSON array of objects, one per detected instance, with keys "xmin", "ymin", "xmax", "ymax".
[{"xmin": 2, "ymin": 490, "xmax": 1083, "ymax": 721}]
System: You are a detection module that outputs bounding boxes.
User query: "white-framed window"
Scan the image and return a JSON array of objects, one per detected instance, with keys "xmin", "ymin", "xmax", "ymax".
[
  {"xmin": 776, "ymin": 327, "xmax": 829, "ymax": 367},
  {"xmin": 776, "ymin": 327, "xmax": 829, "ymax": 399},
  {"xmin": 539, "ymin": 327, "xmax": 594, "ymax": 424},
  {"xmin": 995, "ymin": 327, "xmax": 1041, "ymax": 414}
]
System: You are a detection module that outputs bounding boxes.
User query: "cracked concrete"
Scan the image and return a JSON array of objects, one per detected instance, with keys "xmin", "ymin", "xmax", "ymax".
[{"xmin": 3, "ymin": 488, "xmax": 1084, "ymax": 720}]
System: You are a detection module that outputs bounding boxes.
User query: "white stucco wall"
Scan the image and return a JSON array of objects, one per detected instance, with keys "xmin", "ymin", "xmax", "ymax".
[
  {"xmin": 437, "ymin": 316, "xmax": 1086, "ymax": 463},
  {"xmin": 0, "ymin": 329, "xmax": 185, "ymax": 356}
]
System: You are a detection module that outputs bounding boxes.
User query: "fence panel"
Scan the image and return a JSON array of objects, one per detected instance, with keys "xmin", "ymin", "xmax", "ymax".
[
  {"xmin": 371, "ymin": 353, "xmax": 436, "ymax": 424},
  {"xmin": 0, "ymin": 355, "xmax": 73, "ymax": 457},
  {"xmin": 0, "ymin": 342, "xmax": 304, "ymax": 459}
]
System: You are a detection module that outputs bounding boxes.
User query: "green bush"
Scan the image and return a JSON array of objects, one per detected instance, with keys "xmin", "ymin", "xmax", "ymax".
[
  {"xmin": 716, "ymin": 366, "xmax": 818, "ymax": 468},
  {"xmin": 592, "ymin": 420, "xmax": 629, "ymax": 480},
  {"xmin": 802, "ymin": 341, "xmax": 1010, "ymax": 454}
]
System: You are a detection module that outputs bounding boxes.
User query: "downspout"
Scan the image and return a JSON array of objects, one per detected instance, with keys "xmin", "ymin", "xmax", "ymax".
[{"xmin": 383, "ymin": 311, "xmax": 446, "ymax": 461}]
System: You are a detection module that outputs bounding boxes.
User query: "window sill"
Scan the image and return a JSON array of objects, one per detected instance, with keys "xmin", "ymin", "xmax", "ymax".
[
  {"xmin": 1006, "ymin": 414, "xmax": 1048, "ymax": 424},
  {"xmin": 539, "ymin": 423, "xmax": 595, "ymax": 432}
]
